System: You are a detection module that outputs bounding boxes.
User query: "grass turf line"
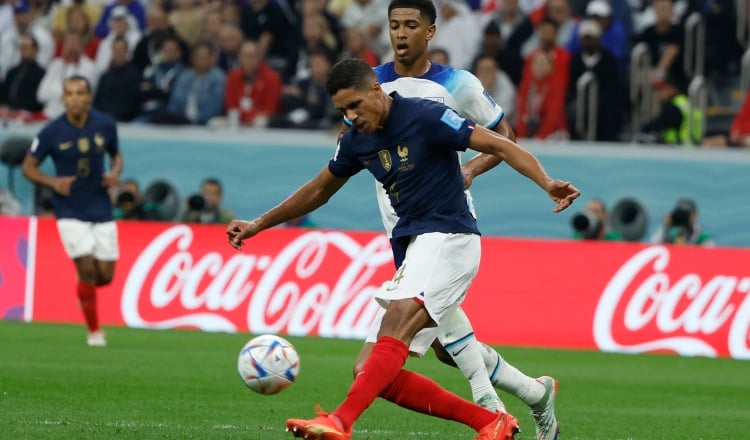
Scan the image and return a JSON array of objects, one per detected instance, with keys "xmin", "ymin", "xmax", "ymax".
[{"xmin": 1, "ymin": 321, "xmax": 748, "ymax": 439}]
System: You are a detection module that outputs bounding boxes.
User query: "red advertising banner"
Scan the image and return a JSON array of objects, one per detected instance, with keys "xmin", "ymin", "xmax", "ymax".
[
  {"xmin": 20, "ymin": 217, "xmax": 750, "ymax": 360},
  {"xmin": 0, "ymin": 216, "xmax": 30, "ymax": 320}
]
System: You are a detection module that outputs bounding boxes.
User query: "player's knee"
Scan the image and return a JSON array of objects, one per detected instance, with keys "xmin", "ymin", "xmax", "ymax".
[
  {"xmin": 96, "ymin": 273, "xmax": 114, "ymax": 286},
  {"xmin": 352, "ymin": 358, "xmax": 365, "ymax": 379}
]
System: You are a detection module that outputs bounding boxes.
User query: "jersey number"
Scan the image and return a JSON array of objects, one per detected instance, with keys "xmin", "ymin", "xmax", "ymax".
[{"xmin": 77, "ymin": 158, "xmax": 90, "ymax": 178}]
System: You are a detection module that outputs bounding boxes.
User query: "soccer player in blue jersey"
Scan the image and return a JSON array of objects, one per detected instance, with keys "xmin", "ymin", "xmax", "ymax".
[
  {"xmin": 352, "ymin": 1, "xmax": 562, "ymax": 439},
  {"xmin": 226, "ymin": 58, "xmax": 579, "ymax": 440},
  {"xmin": 22, "ymin": 75, "xmax": 123, "ymax": 347}
]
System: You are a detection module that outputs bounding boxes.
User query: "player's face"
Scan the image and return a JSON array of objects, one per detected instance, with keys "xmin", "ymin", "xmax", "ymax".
[
  {"xmin": 388, "ymin": 8, "xmax": 435, "ymax": 67},
  {"xmin": 62, "ymin": 79, "xmax": 92, "ymax": 118},
  {"xmin": 332, "ymin": 83, "xmax": 387, "ymax": 135}
]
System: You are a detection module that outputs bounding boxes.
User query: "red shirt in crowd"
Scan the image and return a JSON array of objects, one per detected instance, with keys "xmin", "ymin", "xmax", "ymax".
[{"xmin": 224, "ymin": 62, "xmax": 282, "ymax": 125}]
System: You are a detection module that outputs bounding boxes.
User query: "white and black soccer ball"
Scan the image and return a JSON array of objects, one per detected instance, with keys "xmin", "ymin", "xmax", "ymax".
[{"xmin": 237, "ymin": 334, "xmax": 300, "ymax": 395}]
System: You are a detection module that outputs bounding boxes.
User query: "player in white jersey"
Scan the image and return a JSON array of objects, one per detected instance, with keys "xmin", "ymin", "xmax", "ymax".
[{"xmin": 349, "ymin": 1, "xmax": 560, "ymax": 439}]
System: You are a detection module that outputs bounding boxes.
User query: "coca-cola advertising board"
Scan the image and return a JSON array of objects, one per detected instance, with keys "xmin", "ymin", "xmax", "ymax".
[{"xmin": 8, "ymin": 217, "xmax": 750, "ymax": 360}]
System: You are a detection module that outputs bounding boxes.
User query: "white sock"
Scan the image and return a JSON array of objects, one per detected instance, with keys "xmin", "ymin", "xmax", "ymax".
[
  {"xmin": 479, "ymin": 343, "xmax": 546, "ymax": 407},
  {"xmin": 438, "ymin": 309, "xmax": 505, "ymax": 412}
]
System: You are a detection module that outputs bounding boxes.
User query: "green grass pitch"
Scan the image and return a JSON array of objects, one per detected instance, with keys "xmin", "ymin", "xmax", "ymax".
[{"xmin": 1, "ymin": 320, "xmax": 748, "ymax": 439}]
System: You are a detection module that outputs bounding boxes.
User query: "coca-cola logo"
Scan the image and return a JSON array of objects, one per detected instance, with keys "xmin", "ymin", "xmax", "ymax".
[
  {"xmin": 594, "ymin": 246, "xmax": 750, "ymax": 359},
  {"xmin": 121, "ymin": 225, "xmax": 393, "ymax": 337}
]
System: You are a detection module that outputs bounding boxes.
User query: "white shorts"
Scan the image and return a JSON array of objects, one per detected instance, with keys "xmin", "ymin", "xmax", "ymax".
[
  {"xmin": 371, "ymin": 232, "xmax": 480, "ymax": 355},
  {"xmin": 56, "ymin": 219, "xmax": 119, "ymax": 261}
]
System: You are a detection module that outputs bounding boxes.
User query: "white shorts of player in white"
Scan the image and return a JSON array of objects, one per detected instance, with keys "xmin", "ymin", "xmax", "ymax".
[
  {"xmin": 372, "ymin": 232, "xmax": 480, "ymax": 356},
  {"xmin": 56, "ymin": 219, "xmax": 119, "ymax": 260}
]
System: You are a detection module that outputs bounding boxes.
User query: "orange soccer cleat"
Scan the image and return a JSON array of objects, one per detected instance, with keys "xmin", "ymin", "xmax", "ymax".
[{"xmin": 285, "ymin": 405, "xmax": 352, "ymax": 440}]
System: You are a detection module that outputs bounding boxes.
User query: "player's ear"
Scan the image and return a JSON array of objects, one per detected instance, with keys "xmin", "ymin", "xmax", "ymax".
[{"xmin": 425, "ymin": 24, "xmax": 436, "ymax": 41}]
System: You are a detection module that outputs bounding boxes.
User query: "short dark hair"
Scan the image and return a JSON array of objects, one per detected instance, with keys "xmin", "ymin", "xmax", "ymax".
[
  {"xmin": 64, "ymin": 75, "xmax": 92, "ymax": 93},
  {"xmin": 388, "ymin": 0, "xmax": 437, "ymax": 25},
  {"xmin": 325, "ymin": 58, "xmax": 377, "ymax": 96},
  {"xmin": 202, "ymin": 177, "xmax": 223, "ymax": 194}
]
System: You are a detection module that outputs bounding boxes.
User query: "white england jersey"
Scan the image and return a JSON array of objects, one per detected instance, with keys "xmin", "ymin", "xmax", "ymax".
[{"xmin": 372, "ymin": 62, "xmax": 505, "ymax": 237}]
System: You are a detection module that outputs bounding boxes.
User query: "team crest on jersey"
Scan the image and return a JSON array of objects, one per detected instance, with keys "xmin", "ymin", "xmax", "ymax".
[
  {"xmin": 77, "ymin": 137, "xmax": 90, "ymax": 153},
  {"xmin": 378, "ymin": 150, "xmax": 392, "ymax": 171},
  {"xmin": 396, "ymin": 143, "xmax": 409, "ymax": 162},
  {"xmin": 94, "ymin": 133, "xmax": 105, "ymax": 150}
]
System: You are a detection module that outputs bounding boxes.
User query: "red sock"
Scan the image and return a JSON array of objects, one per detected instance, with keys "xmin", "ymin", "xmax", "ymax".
[
  {"xmin": 380, "ymin": 369, "xmax": 496, "ymax": 432},
  {"xmin": 77, "ymin": 281, "xmax": 99, "ymax": 332},
  {"xmin": 332, "ymin": 336, "xmax": 408, "ymax": 430}
]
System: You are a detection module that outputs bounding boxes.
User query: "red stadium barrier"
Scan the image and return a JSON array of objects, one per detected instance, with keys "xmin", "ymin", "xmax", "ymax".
[{"xmin": 3, "ymin": 217, "xmax": 749, "ymax": 360}]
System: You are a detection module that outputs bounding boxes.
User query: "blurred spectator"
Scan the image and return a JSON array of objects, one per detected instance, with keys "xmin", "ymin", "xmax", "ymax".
[
  {"xmin": 50, "ymin": 0, "xmax": 102, "ymax": 41},
  {"xmin": 638, "ymin": 74, "xmax": 702, "ymax": 146},
  {"xmin": 339, "ymin": 0, "xmax": 390, "ymax": 60},
  {"xmin": 340, "ymin": 26, "xmax": 379, "ymax": 67},
  {"xmin": 523, "ymin": 0, "xmax": 577, "ymax": 54},
  {"xmin": 0, "ymin": 0, "xmax": 54, "ymax": 80},
  {"xmin": 164, "ymin": 41, "xmax": 226, "ymax": 125},
  {"xmin": 0, "ymin": 0, "xmax": 13, "ymax": 32},
  {"xmin": 0, "ymin": 34, "xmax": 45, "ymax": 120},
  {"xmin": 431, "ymin": 0, "xmax": 480, "ymax": 71},
  {"xmin": 0, "ymin": 185, "xmax": 23, "ymax": 215},
  {"xmin": 94, "ymin": 5, "xmax": 141, "ymax": 74},
  {"xmin": 37, "ymin": 30, "xmax": 99, "ymax": 119},
  {"xmin": 136, "ymin": 36, "xmax": 186, "ymax": 122},
  {"xmin": 201, "ymin": 10, "xmax": 223, "ymax": 47},
  {"xmin": 179, "ymin": 177, "xmax": 234, "ymax": 224},
  {"xmin": 571, "ymin": 198, "xmax": 622, "ymax": 241},
  {"xmin": 567, "ymin": 19, "xmax": 625, "ymax": 141},
  {"xmin": 217, "ymin": 24, "xmax": 244, "ymax": 72},
  {"xmin": 683, "ymin": 0, "xmax": 741, "ymax": 78},
  {"xmin": 294, "ymin": 12, "xmax": 338, "ymax": 80},
  {"xmin": 112, "ymin": 178, "xmax": 148, "ymax": 220},
  {"xmin": 223, "ymin": 40, "xmax": 281, "ymax": 127},
  {"xmin": 301, "ymin": 0, "xmax": 342, "ymax": 51},
  {"xmin": 269, "ymin": 49, "xmax": 337, "ymax": 129},
  {"xmin": 567, "ymin": 0, "xmax": 629, "ymax": 73},
  {"xmin": 428, "ymin": 47, "xmax": 450, "ymax": 65},
  {"xmin": 483, "ymin": 0, "xmax": 534, "ymax": 74},
  {"xmin": 219, "ymin": 1, "xmax": 241, "ymax": 27},
  {"xmin": 632, "ymin": 0, "xmax": 687, "ymax": 92},
  {"xmin": 169, "ymin": 0, "xmax": 204, "ymax": 48},
  {"xmin": 516, "ymin": 18, "xmax": 569, "ymax": 139},
  {"xmin": 131, "ymin": 6, "xmax": 189, "ymax": 72},
  {"xmin": 240, "ymin": 0, "xmax": 300, "ymax": 81},
  {"xmin": 651, "ymin": 197, "xmax": 714, "ymax": 246},
  {"xmin": 94, "ymin": 0, "xmax": 146, "ymax": 39},
  {"xmin": 93, "ymin": 36, "xmax": 141, "ymax": 121},
  {"xmin": 476, "ymin": 21, "xmax": 524, "ymax": 86},
  {"xmin": 473, "ymin": 54, "xmax": 516, "ymax": 126},
  {"xmin": 53, "ymin": 5, "xmax": 100, "ymax": 60}
]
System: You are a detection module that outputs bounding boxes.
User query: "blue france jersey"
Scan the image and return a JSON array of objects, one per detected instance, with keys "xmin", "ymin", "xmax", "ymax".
[
  {"xmin": 364, "ymin": 62, "xmax": 504, "ymax": 237},
  {"xmin": 329, "ymin": 93, "xmax": 480, "ymax": 239},
  {"xmin": 30, "ymin": 110, "xmax": 118, "ymax": 222}
]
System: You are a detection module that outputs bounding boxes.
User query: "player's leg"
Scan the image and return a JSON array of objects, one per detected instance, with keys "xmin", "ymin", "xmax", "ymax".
[
  {"xmin": 92, "ymin": 221, "xmax": 119, "ymax": 286},
  {"xmin": 57, "ymin": 219, "xmax": 104, "ymax": 345},
  {"xmin": 435, "ymin": 305, "xmax": 558, "ymax": 439},
  {"xmin": 478, "ymin": 343, "xmax": 559, "ymax": 440},
  {"xmin": 435, "ymin": 308, "xmax": 504, "ymax": 411}
]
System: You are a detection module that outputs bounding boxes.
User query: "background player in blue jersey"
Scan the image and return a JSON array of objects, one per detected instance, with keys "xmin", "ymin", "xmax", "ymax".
[
  {"xmin": 352, "ymin": 1, "xmax": 562, "ymax": 439},
  {"xmin": 22, "ymin": 75, "xmax": 123, "ymax": 347},
  {"xmin": 226, "ymin": 58, "xmax": 579, "ymax": 440}
]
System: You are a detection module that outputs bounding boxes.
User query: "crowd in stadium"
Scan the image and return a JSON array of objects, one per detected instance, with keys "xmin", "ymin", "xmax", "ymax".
[{"xmin": 1, "ymin": 0, "xmax": 749, "ymax": 146}]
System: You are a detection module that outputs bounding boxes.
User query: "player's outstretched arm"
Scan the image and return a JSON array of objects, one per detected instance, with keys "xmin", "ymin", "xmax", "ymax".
[
  {"xmin": 227, "ymin": 166, "xmax": 348, "ymax": 250},
  {"xmin": 461, "ymin": 118, "xmax": 515, "ymax": 188},
  {"xmin": 467, "ymin": 125, "xmax": 580, "ymax": 212}
]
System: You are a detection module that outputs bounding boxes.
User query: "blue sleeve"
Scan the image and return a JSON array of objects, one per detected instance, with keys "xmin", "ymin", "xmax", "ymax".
[
  {"xmin": 420, "ymin": 103, "xmax": 475, "ymax": 153},
  {"xmin": 30, "ymin": 126, "xmax": 53, "ymax": 162},
  {"xmin": 328, "ymin": 134, "xmax": 363, "ymax": 178},
  {"xmin": 168, "ymin": 74, "xmax": 188, "ymax": 114}
]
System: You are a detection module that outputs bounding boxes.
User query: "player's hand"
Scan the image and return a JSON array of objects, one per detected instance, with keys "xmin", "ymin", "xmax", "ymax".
[
  {"xmin": 545, "ymin": 179, "xmax": 580, "ymax": 213},
  {"xmin": 102, "ymin": 172, "xmax": 120, "ymax": 188},
  {"xmin": 226, "ymin": 220, "xmax": 259, "ymax": 250},
  {"xmin": 53, "ymin": 176, "xmax": 76, "ymax": 196}
]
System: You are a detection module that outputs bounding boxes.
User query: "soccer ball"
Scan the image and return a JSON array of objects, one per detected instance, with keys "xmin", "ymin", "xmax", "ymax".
[{"xmin": 237, "ymin": 334, "xmax": 300, "ymax": 395}]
